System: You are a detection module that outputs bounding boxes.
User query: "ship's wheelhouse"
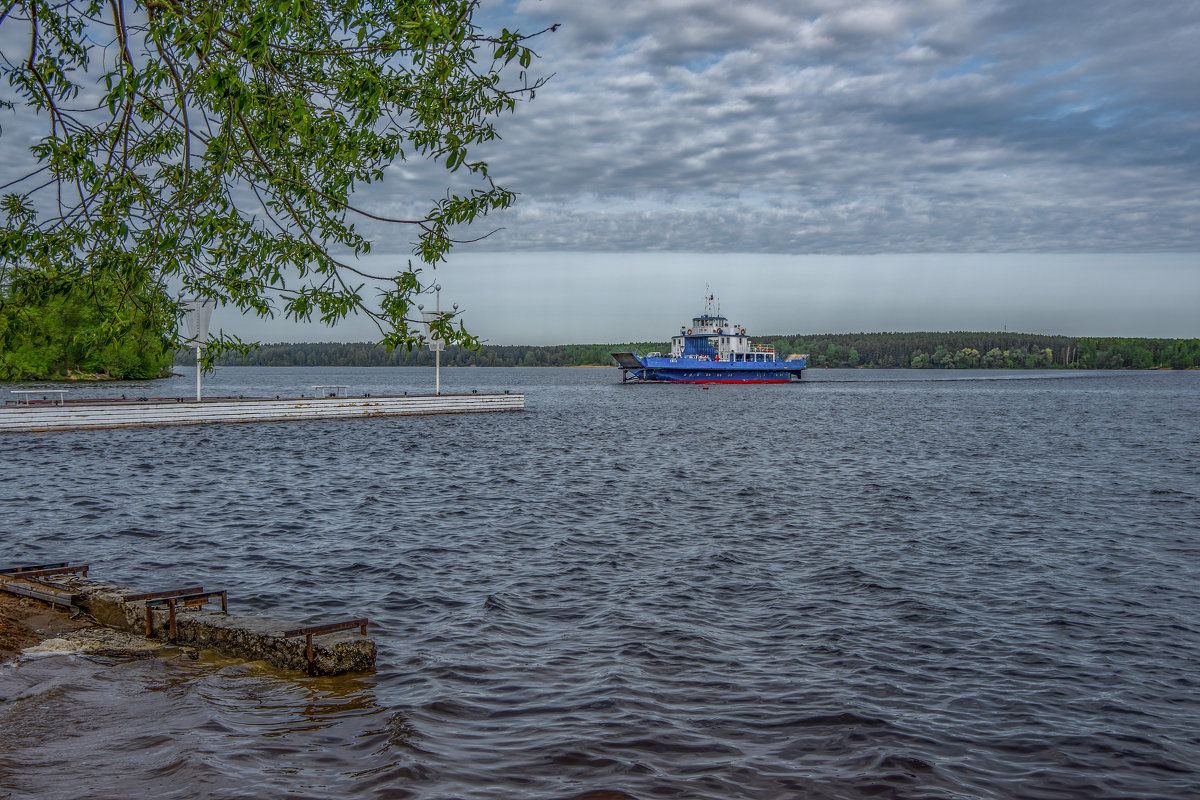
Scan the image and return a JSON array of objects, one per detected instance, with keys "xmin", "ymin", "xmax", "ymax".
[{"xmin": 671, "ymin": 313, "xmax": 763, "ymax": 362}]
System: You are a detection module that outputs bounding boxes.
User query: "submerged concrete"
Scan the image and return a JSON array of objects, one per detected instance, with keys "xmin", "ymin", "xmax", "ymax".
[{"xmin": 0, "ymin": 573, "xmax": 375, "ymax": 675}]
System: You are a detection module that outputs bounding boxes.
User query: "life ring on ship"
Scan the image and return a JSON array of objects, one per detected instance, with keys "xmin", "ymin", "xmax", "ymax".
[
  {"xmin": 687, "ymin": 328, "xmax": 692, "ymax": 335},
  {"xmin": 740, "ymin": 328, "xmax": 746, "ymax": 335}
]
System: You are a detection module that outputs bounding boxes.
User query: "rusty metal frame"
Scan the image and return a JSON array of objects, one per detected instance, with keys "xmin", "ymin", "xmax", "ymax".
[
  {"xmin": 0, "ymin": 563, "xmax": 88, "ymax": 608},
  {"xmin": 122, "ymin": 586, "xmax": 205, "ymax": 639},
  {"xmin": 122, "ymin": 587, "xmax": 206, "ymax": 602},
  {"xmin": 142, "ymin": 591, "xmax": 228, "ymax": 643},
  {"xmin": 0, "ymin": 563, "xmax": 69, "ymax": 574},
  {"xmin": 0, "ymin": 575, "xmax": 77, "ymax": 607},
  {"xmin": 0, "ymin": 564, "xmax": 89, "ymax": 580},
  {"xmin": 140, "ymin": 591, "xmax": 227, "ymax": 642},
  {"xmin": 281, "ymin": 619, "xmax": 369, "ymax": 676}
]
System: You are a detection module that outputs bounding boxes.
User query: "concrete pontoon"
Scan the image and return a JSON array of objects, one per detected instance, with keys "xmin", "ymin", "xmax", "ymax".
[{"xmin": 0, "ymin": 391, "xmax": 524, "ymax": 433}]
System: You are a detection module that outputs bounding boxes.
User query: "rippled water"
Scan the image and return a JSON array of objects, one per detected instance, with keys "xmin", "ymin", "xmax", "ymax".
[{"xmin": 2, "ymin": 367, "xmax": 1199, "ymax": 799}]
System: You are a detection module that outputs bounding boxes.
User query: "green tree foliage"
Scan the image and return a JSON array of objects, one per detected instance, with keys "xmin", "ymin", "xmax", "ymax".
[
  {"xmin": 0, "ymin": 0, "xmax": 554, "ymax": 361},
  {"xmin": 0, "ymin": 267, "xmax": 172, "ymax": 380}
]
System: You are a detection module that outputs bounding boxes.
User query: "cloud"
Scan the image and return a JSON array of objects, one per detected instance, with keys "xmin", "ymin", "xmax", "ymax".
[
  {"xmin": 3, "ymin": 1, "xmax": 1197, "ymax": 285},
  {"xmin": 383, "ymin": 0, "xmax": 1200, "ymax": 256}
]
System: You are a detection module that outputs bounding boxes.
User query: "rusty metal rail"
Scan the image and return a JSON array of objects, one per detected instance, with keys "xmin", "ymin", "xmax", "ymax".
[
  {"xmin": 122, "ymin": 587, "xmax": 205, "ymax": 602},
  {"xmin": 282, "ymin": 619, "xmax": 370, "ymax": 675},
  {"xmin": 0, "ymin": 562, "xmax": 89, "ymax": 607},
  {"xmin": 0, "ymin": 562, "xmax": 69, "ymax": 574},
  {"xmin": 143, "ymin": 591, "xmax": 228, "ymax": 643},
  {"xmin": 0, "ymin": 574, "xmax": 77, "ymax": 608},
  {"xmin": 122, "ymin": 586, "xmax": 208, "ymax": 640},
  {"xmin": 0, "ymin": 564, "xmax": 89, "ymax": 580}
]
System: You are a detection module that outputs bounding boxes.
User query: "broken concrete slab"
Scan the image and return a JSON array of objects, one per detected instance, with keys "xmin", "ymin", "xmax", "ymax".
[{"xmin": 1, "ymin": 573, "xmax": 375, "ymax": 676}]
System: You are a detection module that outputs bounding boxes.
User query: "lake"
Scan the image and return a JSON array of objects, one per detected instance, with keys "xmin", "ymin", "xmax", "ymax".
[{"xmin": 2, "ymin": 367, "xmax": 1198, "ymax": 799}]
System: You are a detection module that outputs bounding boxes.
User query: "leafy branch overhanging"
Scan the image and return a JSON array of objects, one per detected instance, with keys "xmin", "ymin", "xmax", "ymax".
[{"xmin": 0, "ymin": 0, "xmax": 555, "ymax": 362}]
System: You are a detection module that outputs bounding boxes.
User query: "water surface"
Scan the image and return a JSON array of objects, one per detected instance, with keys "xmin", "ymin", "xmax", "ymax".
[{"xmin": 2, "ymin": 367, "xmax": 1198, "ymax": 799}]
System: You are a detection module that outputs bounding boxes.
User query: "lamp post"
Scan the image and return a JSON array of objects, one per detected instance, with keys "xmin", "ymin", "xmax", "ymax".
[
  {"xmin": 182, "ymin": 297, "xmax": 215, "ymax": 401},
  {"xmin": 419, "ymin": 284, "xmax": 455, "ymax": 396},
  {"xmin": 434, "ymin": 285, "xmax": 442, "ymax": 396}
]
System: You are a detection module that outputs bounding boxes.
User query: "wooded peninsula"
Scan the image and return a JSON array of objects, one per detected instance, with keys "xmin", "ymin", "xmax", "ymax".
[{"xmin": 174, "ymin": 333, "xmax": 1200, "ymax": 371}]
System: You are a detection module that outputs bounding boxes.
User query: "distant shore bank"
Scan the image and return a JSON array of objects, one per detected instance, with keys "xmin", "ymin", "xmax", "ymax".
[{"xmin": 171, "ymin": 332, "xmax": 1200, "ymax": 371}]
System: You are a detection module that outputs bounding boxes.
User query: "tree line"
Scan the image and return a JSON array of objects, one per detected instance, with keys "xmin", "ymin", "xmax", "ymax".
[
  {"xmin": 761, "ymin": 332, "xmax": 1200, "ymax": 370},
  {"xmin": 174, "ymin": 333, "xmax": 1200, "ymax": 370}
]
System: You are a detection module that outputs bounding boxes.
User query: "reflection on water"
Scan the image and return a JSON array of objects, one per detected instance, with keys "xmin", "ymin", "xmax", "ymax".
[
  {"xmin": 2, "ymin": 368, "xmax": 1199, "ymax": 799},
  {"xmin": 0, "ymin": 653, "xmax": 397, "ymax": 799}
]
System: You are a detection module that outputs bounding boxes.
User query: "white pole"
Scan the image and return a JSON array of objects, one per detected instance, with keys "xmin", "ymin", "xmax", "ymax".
[
  {"xmin": 435, "ymin": 285, "xmax": 441, "ymax": 396},
  {"xmin": 195, "ymin": 344, "xmax": 202, "ymax": 401}
]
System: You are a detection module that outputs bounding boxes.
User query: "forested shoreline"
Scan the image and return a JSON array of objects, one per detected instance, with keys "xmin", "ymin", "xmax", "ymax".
[{"xmin": 174, "ymin": 332, "xmax": 1200, "ymax": 370}]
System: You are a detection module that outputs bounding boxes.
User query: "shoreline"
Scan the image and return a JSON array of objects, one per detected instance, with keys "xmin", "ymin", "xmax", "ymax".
[{"xmin": 0, "ymin": 593, "xmax": 92, "ymax": 661}]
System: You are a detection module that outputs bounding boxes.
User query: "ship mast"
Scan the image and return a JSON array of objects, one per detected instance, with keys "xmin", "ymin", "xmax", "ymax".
[{"xmin": 704, "ymin": 284, "xmax": 718, "ymax": 317}]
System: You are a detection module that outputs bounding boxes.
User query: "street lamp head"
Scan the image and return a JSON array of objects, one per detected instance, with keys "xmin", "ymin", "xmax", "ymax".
[
  {"xmin": 435, "ymin": 284, "xmax": 442, "ymax": 292},
  {"xmin": 417, "ymin": 304, "xmax": 424, "ymax": 311},
  {"xmin": 452, "ymin": 303, "xmax": 459, "ymax": 312}
]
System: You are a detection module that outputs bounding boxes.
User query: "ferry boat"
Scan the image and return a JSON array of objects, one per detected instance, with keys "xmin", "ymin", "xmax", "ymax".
[{"xmin": 612, "ymin": 294, "xmax": 807, "ymax": 383}]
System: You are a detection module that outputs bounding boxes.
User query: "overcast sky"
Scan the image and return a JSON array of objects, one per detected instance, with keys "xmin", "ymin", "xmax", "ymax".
[
  {"xmin": 279, "ymin": 0, "xmax": 1200, "ymax": 343},
  {"xmin": 5, "ymin": 0, "xmax": 1199, "ymax": 343}
]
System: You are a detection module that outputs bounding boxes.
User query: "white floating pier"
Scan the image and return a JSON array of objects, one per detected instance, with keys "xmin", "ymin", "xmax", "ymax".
[{"xmin": 0, "ymin": 392, "xmax": 523, "ymax": 433}]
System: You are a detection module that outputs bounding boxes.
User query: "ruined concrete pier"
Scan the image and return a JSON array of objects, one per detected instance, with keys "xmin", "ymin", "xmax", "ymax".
[{"xmin": 0, "ymin": 567, "xmax": 375, "ymax": 675}]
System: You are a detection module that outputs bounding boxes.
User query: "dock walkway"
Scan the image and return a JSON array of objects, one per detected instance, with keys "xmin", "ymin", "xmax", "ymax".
[{"xmin": 0, "ymin": 392, "xmax": 523, "ymax": 432}]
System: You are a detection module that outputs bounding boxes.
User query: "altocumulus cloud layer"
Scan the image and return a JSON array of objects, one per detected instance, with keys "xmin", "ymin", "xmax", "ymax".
[
  {"xmin": 2, "ymin": 0, "xmax": 1195, "ymax": 256},
  {"xmin": 381, "ymin": 0, "xmax": 1200, "ymax": 255}
]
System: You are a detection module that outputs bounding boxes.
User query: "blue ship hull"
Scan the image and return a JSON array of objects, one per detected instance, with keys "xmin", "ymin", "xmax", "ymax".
[{"xmin": 613, "ymin": 354, "xmax": 806, "ymax": 383}]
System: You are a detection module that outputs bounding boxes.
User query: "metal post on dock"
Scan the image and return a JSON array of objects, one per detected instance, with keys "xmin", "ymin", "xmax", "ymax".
[
  {"xmin": 419, "ymin": 284, "xmax": 458, "ymax": 397},
  {"xmin": 435, "ymin": 284, "xmax": 441, "ymax": 396},
  {"xmin": 182, "ymin": 296, "xmax": 215, "ymax": 402}
]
